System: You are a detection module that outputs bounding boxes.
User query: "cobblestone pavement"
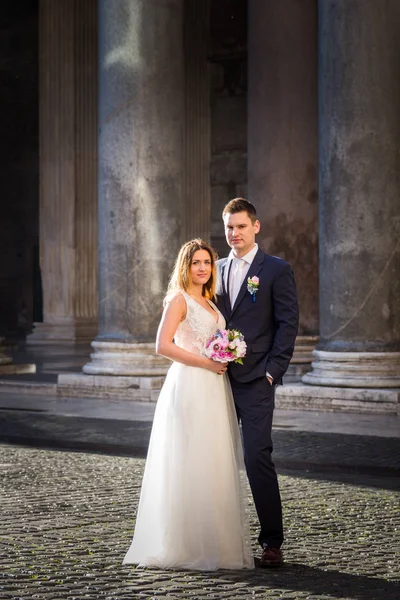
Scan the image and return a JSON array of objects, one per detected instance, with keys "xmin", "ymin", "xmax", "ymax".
[{"xmin": 0, "ymin": 445, "xmax": 399, "ymax": 600}]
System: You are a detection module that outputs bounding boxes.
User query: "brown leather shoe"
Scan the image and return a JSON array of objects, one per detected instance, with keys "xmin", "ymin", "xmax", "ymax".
[{"xmin": 259, "ymin": 546, "xmax": 283, "ymax": 568}]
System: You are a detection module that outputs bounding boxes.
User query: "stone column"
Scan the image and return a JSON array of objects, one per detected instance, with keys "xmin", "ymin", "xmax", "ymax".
[
  {"xmin": 28, "ymin": 0, "xmax": 98, "ymax": 346},
  {"xmin": 248, "ymin": 0, "xmax": 319, "ymax": 381},
  {"xmin": 183, "ymin": 0, "xmax": 211, "ymax": 242},
  {"xmin": 302, "ymin": 0, "xmax": 400, "ymax": 390},
  {"xmin": 79, "ymin": 0, "xmax": 184, "ymax": 384}
]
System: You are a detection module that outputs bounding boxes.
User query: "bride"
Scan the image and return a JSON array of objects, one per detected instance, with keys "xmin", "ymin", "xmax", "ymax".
[{"xmin": 123, "ymin": 239, "xmax": 254, "ymax": 570}]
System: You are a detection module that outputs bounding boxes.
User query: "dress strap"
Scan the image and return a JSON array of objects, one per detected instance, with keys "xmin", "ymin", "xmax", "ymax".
[
  {"xmin": 206, "ymin": 298, "xmax": 218, "ymax": 311},
  {"xmin": 181, "ymin": 291, "xmax": 192, "ymax": 304}
]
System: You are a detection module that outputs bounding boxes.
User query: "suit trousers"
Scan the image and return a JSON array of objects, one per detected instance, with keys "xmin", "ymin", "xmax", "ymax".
[{"xmin": 229, "ymin": 375, "xmax": 283, "ymax": 549}]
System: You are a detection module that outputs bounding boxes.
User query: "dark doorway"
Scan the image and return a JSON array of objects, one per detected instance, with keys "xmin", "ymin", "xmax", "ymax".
[{"xmin": 0, "ymin": 0, "xmax": 40, "ymax": 339}]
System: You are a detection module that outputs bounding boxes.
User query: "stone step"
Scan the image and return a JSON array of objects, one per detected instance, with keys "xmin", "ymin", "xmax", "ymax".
[
  {"xmin": 276, "ymin": 383, "xmax": 400, "ymax": 415},
  {"xmin": 0, "ymin": 374, "xmax": 57, "ymax": 396},
  {"xmin": 57, "ymin": 372, "xmax": 164, "ymax": 402}
]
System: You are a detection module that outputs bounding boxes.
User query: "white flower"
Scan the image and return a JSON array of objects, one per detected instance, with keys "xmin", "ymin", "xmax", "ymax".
[{"xmin": 236, "ymin": 341, "xmax": 247, "ymax": 356}]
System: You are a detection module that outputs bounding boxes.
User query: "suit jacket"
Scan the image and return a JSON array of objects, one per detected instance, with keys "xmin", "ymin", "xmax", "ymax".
[{"xmin": 216, "ymin": 248, "xmax": 299, "ymax": 384}]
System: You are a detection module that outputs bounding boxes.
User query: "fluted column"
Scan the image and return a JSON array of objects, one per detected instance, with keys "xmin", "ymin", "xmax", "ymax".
[
  {"xmin": 74, "ymin": 0, "xmax": 98, "ymax": 331},
  {"xmin": 183, "ymin": 0, "xmax": 211, "ymax": 241},
  {"xmin": 28, "ymin": 0, "xmax": 98, "ymax": 345},
  {"xmin": 303, "ymin": 0, "xmax": 400, "ymax": 388},
  {"xmin": 82, "ymin": 0, "xmax": 184, "ymax": 377},
  {"xmin": 248, "ymin": 0, "xmax": 319, "ymax": 380}
]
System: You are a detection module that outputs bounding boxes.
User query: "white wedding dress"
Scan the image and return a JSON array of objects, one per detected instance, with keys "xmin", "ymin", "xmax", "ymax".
[{"xmin": 123, "ymin": 292, "xmax": 254, "ymax": 571}]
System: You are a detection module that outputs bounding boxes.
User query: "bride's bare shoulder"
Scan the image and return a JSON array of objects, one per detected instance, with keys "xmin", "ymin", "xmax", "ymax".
[
  {"xmin": 164, "ymin": 290, "xmax": 187, "ymax": 304},
  {"xmin": 163, "ymin": 291, "xmax": 187, "ymax": 318},
  {"xmin": 164, "ymin": 291, "xmax": 187, "ymax": 321}
]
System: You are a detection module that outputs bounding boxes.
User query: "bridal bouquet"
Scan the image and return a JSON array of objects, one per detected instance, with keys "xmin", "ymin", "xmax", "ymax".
[{"xmin": 205, "ymin": 329, "xmax": 247, "ymax": 365}]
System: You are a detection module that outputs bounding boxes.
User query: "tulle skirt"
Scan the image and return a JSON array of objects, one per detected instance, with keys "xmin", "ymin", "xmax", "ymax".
[{"xmin": 123, "ymin": 362, "xmax": 254, "ymax": 570}]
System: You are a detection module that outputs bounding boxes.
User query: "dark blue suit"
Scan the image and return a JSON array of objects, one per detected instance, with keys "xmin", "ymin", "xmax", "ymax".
[{"xmin": 217, "ymin": 247, "xmax": 299, "ymax": 548}]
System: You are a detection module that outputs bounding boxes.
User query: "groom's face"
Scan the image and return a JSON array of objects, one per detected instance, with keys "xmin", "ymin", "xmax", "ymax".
[{"xmin": 223, "ymin": 211, "xmax": 260, "ymax": 257}]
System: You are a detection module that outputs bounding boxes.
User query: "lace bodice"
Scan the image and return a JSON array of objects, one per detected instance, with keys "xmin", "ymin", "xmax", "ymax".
[{"xmin": 174, "ymin": 292, "xmax": 225, "ymax": 355}]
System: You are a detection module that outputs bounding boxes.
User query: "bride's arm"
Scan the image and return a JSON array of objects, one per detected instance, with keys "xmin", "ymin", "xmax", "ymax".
[{"xmin": 156, "ymin": 294, "xmax": 226, "ymax": 373}]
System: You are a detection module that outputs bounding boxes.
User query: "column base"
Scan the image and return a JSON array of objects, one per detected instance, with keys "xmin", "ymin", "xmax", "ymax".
[
  {"xmin": 0, "ymin": 337, "xmax": 36, "ymax": 374},
  {"xmin": 27, "ymin": 318, "xmax": 98, "ymax": 345},
  {"xmin": 57, "ymin": 341, "xmax": 171, "ymax": 401},
  {"xmin": 285, "ymin": 335, "xmax": 318, "ymax": 382},
  {"xmin": 302, "ymin": 350, "xmax": 400, "ymax": 388},
  {"xmin": 0, "ymin": 364, "xmax": 36, "ymax": 375},
  {"xmin": 82, "ymin": 341, "xmax": 170, "ymax": 376},
  {"xmin": 0, "ymin": 337, "xmax": 12, "ymax": 366}
]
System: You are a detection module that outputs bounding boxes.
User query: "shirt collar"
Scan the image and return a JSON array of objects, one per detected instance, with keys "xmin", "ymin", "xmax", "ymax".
[{"xmin": 228, "ymin": 243, "xmax": 258, "ymax": 265}]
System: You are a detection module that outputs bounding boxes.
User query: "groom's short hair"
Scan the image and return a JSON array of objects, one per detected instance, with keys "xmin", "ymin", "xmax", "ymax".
[{"xmin": 222, "ymin": 198, "xmax": 258, "ymax": 224}]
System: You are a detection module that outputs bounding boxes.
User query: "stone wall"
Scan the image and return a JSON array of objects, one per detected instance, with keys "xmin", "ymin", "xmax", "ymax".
[
  {"xmin": 0, "ymin": 0, "xmax": 39, "ymax": 338},
  {"xmin": 209, "ymin": 0, "xmax": 247, "ymax": 258}
]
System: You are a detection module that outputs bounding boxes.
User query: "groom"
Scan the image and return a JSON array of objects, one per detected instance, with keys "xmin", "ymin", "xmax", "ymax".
[{"xmin": 216, "ymin": 198, "xmax": 299, "ymax": 567}]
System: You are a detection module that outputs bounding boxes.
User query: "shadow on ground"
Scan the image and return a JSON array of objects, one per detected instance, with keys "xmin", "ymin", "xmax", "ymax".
[
  {"xmin": 196, "ymin": 562, "xmax": 400, "ymax": 599},
  {"xmin": 127, "ymin": 562, "xmax": 400, "ymax": 600}
]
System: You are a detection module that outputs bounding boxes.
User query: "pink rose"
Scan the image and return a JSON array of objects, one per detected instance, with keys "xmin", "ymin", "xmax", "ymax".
[
  {"xmin": 251, "ymin": 276, "xmax": 259, "ymax": 284},
  {"xmin": 219, "ymin": 337, "xmax": 229, "ymax": 349}
]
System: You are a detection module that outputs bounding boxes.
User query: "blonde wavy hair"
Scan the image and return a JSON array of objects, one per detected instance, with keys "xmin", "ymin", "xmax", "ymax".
[{"xmin": 165, "ymin": 239, "xmax": 218, "ymax": 303}]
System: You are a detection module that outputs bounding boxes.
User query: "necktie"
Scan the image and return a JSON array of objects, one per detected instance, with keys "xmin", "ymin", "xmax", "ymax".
[{"xmin": 230, "ymin": 258, "xmax": 244, "ymax": 308}]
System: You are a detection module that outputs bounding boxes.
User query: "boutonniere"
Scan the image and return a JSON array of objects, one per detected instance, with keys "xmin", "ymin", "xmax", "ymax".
[{"xmin": 247, "ymin": 276, "xmax": 259, "ymax": 302}]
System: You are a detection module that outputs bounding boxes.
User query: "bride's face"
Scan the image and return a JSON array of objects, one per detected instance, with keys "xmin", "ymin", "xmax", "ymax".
[{"xmin": 189, "ymin": 249, "xmax": 212, "ymax": 286}]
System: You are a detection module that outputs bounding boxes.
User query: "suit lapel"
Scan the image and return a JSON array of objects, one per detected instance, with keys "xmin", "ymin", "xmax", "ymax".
[{"xmin": 230, "ymin": 248, "xmax": 264, "ymax": 316}]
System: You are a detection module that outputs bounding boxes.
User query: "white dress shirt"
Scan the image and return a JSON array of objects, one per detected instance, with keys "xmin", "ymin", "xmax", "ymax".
[{"xmin": 224, "ymin": 244, "xmax": 259, "ymax": 306}]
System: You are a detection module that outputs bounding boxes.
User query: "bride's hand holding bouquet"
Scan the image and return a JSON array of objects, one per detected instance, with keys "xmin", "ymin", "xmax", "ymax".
[{"xmin": 205, "ymin": 329, "xmax": 247, "ymax": 374}]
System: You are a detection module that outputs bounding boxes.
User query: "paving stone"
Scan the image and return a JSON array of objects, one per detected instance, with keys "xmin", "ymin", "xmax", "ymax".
[{"xmin": 0, "ymin": 444, "xmax": 399, "ymax": 600}]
